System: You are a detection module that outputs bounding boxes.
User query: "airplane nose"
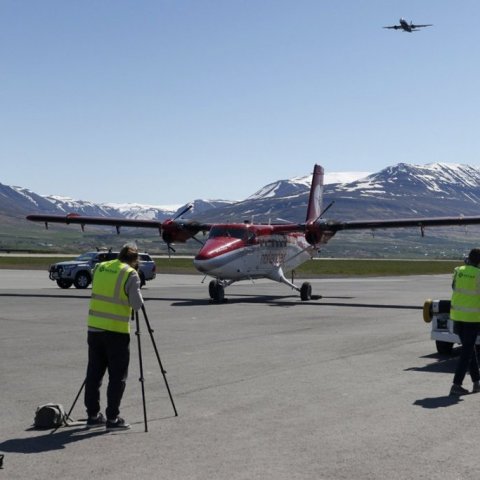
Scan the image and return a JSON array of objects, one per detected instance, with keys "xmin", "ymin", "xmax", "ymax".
[
  {"xmin": 195, "ymin": 238, "xmax": 243, "ymax": 261},
  {"xmin": 193, "ymin": 237, "xmax": 245, "ymax": 274}
]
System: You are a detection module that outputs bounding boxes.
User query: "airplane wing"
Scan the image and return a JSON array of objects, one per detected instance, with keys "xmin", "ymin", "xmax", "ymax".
[
  {"xmin": 301, "ymin": 215, "xmax": 480, "ymax": 246},
  {"xmin": 383, "ymin": 25, "xmax": 401, "ymax": 29},
  {"xmin": 411, "ymin": 24, "xmax": 433, "ymax": 29},
  {"xmin": 26, "ymin": 213, "xmax": 164, "ymax": 229},
  {"xmin": 26, "ymin": 213, "xmax": 213, "ymax": 247},
  {"xmin": 323, "ymin": 215, "xmax": 480, "ymax": 232}
]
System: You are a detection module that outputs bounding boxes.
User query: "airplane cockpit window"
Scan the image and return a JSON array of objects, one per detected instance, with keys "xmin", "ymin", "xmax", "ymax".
[{"xmin": 208, "ymin": 226, "xmax": 247, "ymax": 240}]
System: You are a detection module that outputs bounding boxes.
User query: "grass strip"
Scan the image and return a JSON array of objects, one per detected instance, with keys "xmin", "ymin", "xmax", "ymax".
[{"xmin": 0, "ymin": 256, "xmax": 463, "ymax": 276}]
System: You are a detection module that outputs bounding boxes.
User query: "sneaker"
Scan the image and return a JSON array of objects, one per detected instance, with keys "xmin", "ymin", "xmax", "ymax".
[
  {"xmin": 472, "ymin": 382, "xmax": 480, "ymax": 393},
  {"xmin": 86, "ymin": 412, "xmax": 106, "ymax": 428},
  {"xmin": 450, "ymin": 384, "xmax": 470, "ymax": 396},
  {"xmin": 106, "ymin": 416, "xmax": 131, "ymax": 431}
]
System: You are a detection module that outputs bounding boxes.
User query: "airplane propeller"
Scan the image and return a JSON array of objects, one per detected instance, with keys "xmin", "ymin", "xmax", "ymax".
[
  {"xmin": 313, "ymin": 201, "xmax": 335, "ymax": 223},
  {"xmin": 173, "ymin": 203, "xmax": 193, "ymax": 220}
]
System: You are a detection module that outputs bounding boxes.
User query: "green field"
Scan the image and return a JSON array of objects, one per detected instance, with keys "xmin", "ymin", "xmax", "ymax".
[{"xmin": 0, "ymin": 256, "xmax": 463, "ymax": 276}]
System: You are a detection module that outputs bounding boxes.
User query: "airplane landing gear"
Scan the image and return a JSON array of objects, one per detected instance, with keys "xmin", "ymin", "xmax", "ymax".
[
  {"xmin": 300, "ymin": 282, "xmax": 312, "ymax": 301},
  {"xmin": 209, "ymin": 280, "xmax": 225, "ymax": 303}
]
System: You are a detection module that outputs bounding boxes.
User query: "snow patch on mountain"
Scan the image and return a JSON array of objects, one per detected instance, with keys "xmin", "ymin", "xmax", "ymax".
[
  {"xmin": 324, "ymin": 171, "xmax": 371, "ymax": 185},
  {"xmin": 11, "ymin": 186, "xmax": 40, "ymax": 207},
  {"xmin": 247, "ymin": 171, "xmax": 371, "ymax": 200},
  {"xmin": 335, "ymin": 163, "xmax": 480, "ymax": 199}
]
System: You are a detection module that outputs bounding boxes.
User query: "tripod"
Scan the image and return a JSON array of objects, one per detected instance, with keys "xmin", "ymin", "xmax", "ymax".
[
  {"xmin": 58, "ymin": 304, "xmax": 178, "ymax": 433},
  {"xmin": 134, "ymin": 304, "xmax": 178, "ymax": 431}
]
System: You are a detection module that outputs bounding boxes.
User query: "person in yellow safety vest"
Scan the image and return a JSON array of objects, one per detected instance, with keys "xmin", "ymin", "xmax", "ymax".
[
  {"xmin": 84, "ymin": 244, "xmax": 144, "ymax": 430},
  {"xmin": 449, "ymin": 248, "xmax": 480, "ymax": 396}
]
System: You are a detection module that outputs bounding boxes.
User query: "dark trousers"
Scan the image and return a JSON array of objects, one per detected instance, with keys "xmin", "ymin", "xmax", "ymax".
[
  {"xmin": 84, "ymin": 331, "xmax": 130, "ymax": 420},
  {"xmin": 453, "ymin": 321, "xmax": 480, "ymax": 386}
]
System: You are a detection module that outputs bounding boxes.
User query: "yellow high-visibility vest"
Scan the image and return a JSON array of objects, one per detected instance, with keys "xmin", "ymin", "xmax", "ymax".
[
  {"xmin": 450, "ymin": 265, "xmax": 480, "ymax": 323},
  {"xmin": 87, "ymin": 259, "xmax": 135, "ymax": 333}
]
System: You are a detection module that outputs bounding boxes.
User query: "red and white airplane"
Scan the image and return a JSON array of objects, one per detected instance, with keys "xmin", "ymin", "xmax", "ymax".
[{"xmin": 27, "ymin": 164, "xmax": 480, "ymax": 302}]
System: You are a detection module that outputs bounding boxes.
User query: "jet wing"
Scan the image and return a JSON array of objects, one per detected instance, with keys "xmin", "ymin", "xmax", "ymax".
[
  {"xmin": 411, "ymin": 24, "xmax": 433, "ymax": 28},
  {"xmin": 383, "ymin": 25, "xmax": 401, "ymax": 29}
]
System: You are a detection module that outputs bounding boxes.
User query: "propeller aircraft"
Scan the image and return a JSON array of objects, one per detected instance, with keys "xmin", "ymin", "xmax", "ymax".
[
  {"xmin": 383, "ymin": 18, "xmax": 433, "ymax": 32},
  {"xmin": 27, "ymin": 164, "xmax": 480, "ymax": 303}
]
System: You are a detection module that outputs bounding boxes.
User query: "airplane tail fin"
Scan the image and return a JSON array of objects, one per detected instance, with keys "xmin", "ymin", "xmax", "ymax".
[{"xmin": 305, "ymin": 164, "xmax": 324, "ymax": 223}]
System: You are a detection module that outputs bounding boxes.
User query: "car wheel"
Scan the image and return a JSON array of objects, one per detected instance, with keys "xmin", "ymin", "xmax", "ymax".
[
  {"xmin": 56, "ymin": 279, "xmax": 73, "ymax": 289},
  {"xmin": 139, "ymin": 271, "xmax": 146, "ymax": 288},
  {"xmin": 74, "ymin": 271, "xmax": 91, "ymax": 289}
]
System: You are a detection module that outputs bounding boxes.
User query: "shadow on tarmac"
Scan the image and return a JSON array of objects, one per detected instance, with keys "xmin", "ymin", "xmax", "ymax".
[
  {"xmin": 0, "ymin": 427, "xmax": 107, "ymax": 454},
  {"xmin": 137, "ymin": 291, "xmax": 422, "ymax": 309},
  {"xmin": 413, "ymin": 396, "xmax": 464, "ymax": 409},
  {"xmin": 406, "ymin": 350, "xmax": 480, "ymax": 376},
  {"xmin": 0, "ymin": 292, "xmax": 423, "ymax": 311},
  {"xmin": 0, "ymin": 293, "xmax": 90, "ymax": 300},
  {"xmin": 405, "ymin": 352, "xmax": 459, "ymax": 375},
  {"xmin": 410, "ymin": 350, "xmax": 480, "ymax": 408}
]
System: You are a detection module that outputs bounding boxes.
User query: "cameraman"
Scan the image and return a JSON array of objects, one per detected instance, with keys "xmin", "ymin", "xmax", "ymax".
[
  {"xmin": 84, "ymin": 244, "xmax": 144, "ymax": 430},
  {"xmin": 449, "ymin": 248, "xmax": 480, "ymax": 396}
]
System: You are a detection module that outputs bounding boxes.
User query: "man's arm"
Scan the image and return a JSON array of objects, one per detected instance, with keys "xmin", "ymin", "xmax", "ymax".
[{"xmin": 125, "ymin": 271, "xmax": 144, "ymax": 311}]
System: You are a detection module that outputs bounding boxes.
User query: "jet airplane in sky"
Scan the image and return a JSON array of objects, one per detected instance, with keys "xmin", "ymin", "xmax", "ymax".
[{"xmin": 383, "ymin": 18, "xmax": 433, "ymax": 32}]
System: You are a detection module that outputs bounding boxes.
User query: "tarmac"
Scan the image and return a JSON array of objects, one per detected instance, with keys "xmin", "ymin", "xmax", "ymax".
[{"xmin": 0, "ymin": 270, "xmax": 476, "ymax": 479}]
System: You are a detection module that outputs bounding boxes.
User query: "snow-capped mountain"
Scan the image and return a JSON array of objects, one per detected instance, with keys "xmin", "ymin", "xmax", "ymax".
[
  {"xmin": 324, "ymin": 163, "xmax": 480, "ymax": 220},
  {"xmin": 335, "ymin": 163, "xmax": 480, "ymax": 199},
  {"xmin": 4, "ymin": 162, "xmax": 480, "ymax": 256},
  {"xmin": 247, "ymin": 174, "xmax": 312, "ymax": 200},
  {"xmin": 247, "ymin": 171, "xmax": 370, "ymax": 201},
  {"xmin": 3, "ymin": 162, "xmax": 480, "ymax": 225},
  {"xmin": 0, "ymin": 185, "xmax": 233, "ymax": 222},
  {"xmin": 192, "ymin": 163, "xmax": 480, "ymax": 222}
]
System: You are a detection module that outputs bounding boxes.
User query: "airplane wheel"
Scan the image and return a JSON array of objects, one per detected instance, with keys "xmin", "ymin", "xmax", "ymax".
[
  {"xmin": 300, "ymin": 282, "xmax": 312, "ymax": 301},
  {"xmin": 209, "ymin": 280, "xmax": 216, "ymax": 299},
  {"xmin": 213, "ymin": 283, "xmax": 225, "ymax": 303}
]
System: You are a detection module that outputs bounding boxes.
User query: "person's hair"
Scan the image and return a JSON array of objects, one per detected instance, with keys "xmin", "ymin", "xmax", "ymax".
[
  {"xmin": 118, "ymin": 244, "xmax": 139, "ymax": 267},
  {"xmin": 468, "ymin": 248, "xmax": 480, "ymax": 266}
]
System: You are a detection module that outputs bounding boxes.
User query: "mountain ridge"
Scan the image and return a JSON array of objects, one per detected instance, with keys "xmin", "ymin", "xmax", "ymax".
[
  {"xmin": 3, "ymin": 162, "xmax": 480, "ymax": 222},
  {"xmin": 3, "ymin": 162, "xmax": 480, "ymax": 257}
]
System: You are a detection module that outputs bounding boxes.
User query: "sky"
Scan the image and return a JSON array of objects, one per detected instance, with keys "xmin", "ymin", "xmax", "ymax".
[{"xmin": 1, "ymin": 1, "xmax": 479, "ymax": 206}]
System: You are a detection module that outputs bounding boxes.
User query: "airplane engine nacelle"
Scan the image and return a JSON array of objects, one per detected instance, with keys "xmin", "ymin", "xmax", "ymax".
[
  {"xmin": 304, "ymin": 222, "xmax": 336, "ymax": 246},
  {"xmin": 161, "ymin": 220, "xmax": 193, "ymax": 244}
]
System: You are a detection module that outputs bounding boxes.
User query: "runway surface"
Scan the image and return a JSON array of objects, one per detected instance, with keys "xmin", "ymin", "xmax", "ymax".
[{"xmin": 0, "ymin": 270, "xmax": 473, "ymax": 479}]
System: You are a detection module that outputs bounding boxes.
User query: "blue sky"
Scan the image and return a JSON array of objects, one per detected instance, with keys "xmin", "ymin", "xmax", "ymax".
[{"xmin": 1, "ymin": 1, "xmax": 478, "ymax": 205}]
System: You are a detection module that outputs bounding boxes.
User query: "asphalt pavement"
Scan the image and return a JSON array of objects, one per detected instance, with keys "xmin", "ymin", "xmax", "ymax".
[{"xmin": 0, "ymin": 270, "xmax": 475, "ymax": 480}]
